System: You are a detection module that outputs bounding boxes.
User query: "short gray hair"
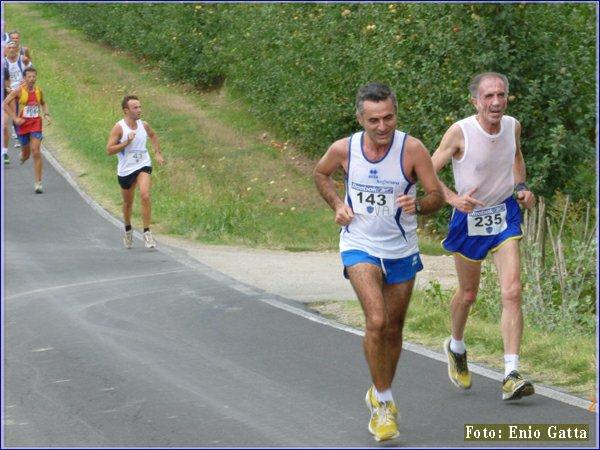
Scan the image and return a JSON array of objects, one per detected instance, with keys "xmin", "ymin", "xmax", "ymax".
[
  {"xmin": 355, "ymin": 82, "xmax": 398, "ymax": 115},
  {"xmin": 468, "ymin": 72, "xmax": 509, "ymax": 98}
]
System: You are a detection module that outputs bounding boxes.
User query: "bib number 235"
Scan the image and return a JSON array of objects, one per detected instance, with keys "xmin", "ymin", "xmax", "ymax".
[{"xmin": 467, "ymin": 204, "xmax": 508, "ymax": 236}]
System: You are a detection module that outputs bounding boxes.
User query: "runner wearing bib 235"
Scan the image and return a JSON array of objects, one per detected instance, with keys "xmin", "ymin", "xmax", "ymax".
[{"xmin": 432, "ymin": 72, "xmax": 536, "ymax": 403}]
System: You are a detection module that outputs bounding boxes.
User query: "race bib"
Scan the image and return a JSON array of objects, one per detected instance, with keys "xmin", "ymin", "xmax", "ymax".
[
  {"xmin": 23, "ymin": 105, "xmax": 40, "ymax": 118},
  {"xmin": 126, "ymin": 149, "xmax": 147, "ymax": 165},
  {"xmin": 467, "ymin": 203, "xmax": 508, "ymax": 236},
  {"xmin": 350, "ymin": 182, "xmax": 396, "ymax": 217}
]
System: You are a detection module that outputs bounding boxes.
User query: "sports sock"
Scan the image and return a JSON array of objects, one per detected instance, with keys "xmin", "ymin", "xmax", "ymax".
[
  {"xmin": 125, "ymin": 224, "xmax": 132, "ymax": 232},
  {"xmin": 450, "ymin": 337, "xmax": 466, "ymax": 354},
  {"xmin": 504, "ymin": 354, "xmax": 519, "ymax": 377},
  {"xmin": 2, "ymin": 148, "xmax": 7, "ymax": 155},
  {"xmin": 374, "ymin": 387, "xmax": 394, "ymax": 404},
  {"xmin": 143, "ymin": 228, "xmax": 150, "ymax": 233}
]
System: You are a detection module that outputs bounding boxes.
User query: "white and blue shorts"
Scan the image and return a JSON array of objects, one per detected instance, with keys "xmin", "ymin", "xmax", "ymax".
[{"xmin": 341, "ymin": 249, "xmax": 423, "ymax": 284}]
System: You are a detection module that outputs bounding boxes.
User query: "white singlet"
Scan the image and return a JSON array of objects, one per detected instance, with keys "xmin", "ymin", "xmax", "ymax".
[
  {"xmin": 3, "ymin": 56, "xmax": 29, "ymax": 90},
  {"xmin": 340, "ymin": 130, "xmax": 419, "ymax": 259},
  {"xmin": 453, "ymin": 115, "xmax": 517, "ymax": 208},
  {"xmin": 116, "ymin": 119, "xmax": 151, "ymax": 177}
]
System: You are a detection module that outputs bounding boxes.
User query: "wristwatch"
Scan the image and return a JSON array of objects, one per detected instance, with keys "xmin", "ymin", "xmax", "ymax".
[
  {"xmin": 415, "ymin": 199, "xmax": 422, "ymax": 214},
  {"xmin": 515, "ymin": 182, "xmax": 529, "ymax": 192}
]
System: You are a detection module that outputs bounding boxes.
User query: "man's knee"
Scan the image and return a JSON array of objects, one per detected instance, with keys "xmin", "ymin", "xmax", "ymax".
[
  {"xmin": 501, "ymin": 281, "xmax": 521, "ymax": 306},
  {"xmin": 140, "ymin": 191, "xmax": 151, "ymax": 203},
  {"xmin": 384, "ymin": 320, "xmax": 402, "ymax": 343},
  {"xmin": 458, "ymin": 288, "xmax": 478, "ymax": 306},
  {"xmin": 365, "ymin": 313, "xmax": 386, "ymax": 339}
]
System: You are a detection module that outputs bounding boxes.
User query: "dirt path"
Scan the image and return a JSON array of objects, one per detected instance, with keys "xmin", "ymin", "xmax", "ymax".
[{"xmin": 159, "ymin": 235, "xmax": 457, "ymax": 303}]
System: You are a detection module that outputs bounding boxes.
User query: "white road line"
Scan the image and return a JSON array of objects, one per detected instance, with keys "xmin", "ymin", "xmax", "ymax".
[
  {"xmin": 40, "ymin": 146, "xmax": 595, "ymax": 412},
  {"xmin": 256, "ymin": 296, "xmax": 594, "ymax": 411},
  {"xmin": 5, "ymin": 267, "xmax": 193, "ymax": 301}
]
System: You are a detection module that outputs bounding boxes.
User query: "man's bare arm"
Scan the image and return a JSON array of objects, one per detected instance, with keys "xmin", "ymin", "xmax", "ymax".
[
  {"xmin": 431, "ymin": 124, "xmax": 483, "ymax": 213},
  {"xmin": 144, "ymin": 122, "xmax": 164, "ymax": 165},
  {"xmin": 396, "ymin": 137, "xmax": 444, "ymax": 215},
  {"xmin": 313, "ymin": 138, "xmax": 354, "ymax": 226},
  {"xmin": 106, "ymin": 124, "xmax": 130, "ymax": 155}
]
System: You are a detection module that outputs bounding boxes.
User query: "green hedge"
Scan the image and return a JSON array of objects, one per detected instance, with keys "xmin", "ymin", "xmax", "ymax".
[{"xmin": 43, "ymin": 2, "xmax": 596, "ymax": 200}]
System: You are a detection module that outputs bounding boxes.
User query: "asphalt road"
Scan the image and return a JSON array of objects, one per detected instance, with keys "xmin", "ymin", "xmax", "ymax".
[{"xmin": 1, "ymin": 145, "xmax": 597, "ymax": 447}]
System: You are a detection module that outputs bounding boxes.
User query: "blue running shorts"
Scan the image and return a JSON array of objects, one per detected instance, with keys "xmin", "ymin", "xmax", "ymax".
[
  {"xmin": 17, "ymin": 131, "xmax": 43, "ymax": 146},
  {"xmin": 442, "ymin": 195, "xmax": 523, "ymax": 262},
  {"xmin": 341, "ymin": 249, "xmax": 423, "ymax": 284}
]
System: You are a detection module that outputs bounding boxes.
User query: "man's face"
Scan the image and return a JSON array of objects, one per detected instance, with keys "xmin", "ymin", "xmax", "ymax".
[
  {"xmin": 24, "ymin": 71, "xmax": 36, "ymax": 86},
  {"xmin": 472, "ymin": 76, "xmax": 508, "ymax": 126},
  {"xmin": 5, "ymin": 44, "xmax": 17, "ymax": 59},
  {"xmin": 124, "ymin": 99, "xmax": 142, "ymax": 120},
  {"xmin": 357, "ymin": 97, "xmax": 397, "ymax": 148}
]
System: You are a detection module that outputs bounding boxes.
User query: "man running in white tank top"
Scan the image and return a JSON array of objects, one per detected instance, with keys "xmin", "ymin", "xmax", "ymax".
[
  {"xmin": 106, "ymin": 95, "xmax": 165, "ymax": 249},
  {"xmin": 431, "ymin": 72, "xmax": 536, "ymax": 401},
  {"xmin": 314, "ymin": 82, "xmax": 444, "ymax": 442}
]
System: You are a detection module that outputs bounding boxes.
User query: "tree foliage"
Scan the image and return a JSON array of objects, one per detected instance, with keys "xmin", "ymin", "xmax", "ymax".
[{"xmin": 45, "ymin": 2, "xmax": 596, "ymax": 200}]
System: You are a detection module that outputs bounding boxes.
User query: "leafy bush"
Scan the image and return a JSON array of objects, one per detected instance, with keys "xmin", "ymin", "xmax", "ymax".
[
  {"xmin": 472, "ymin": 196, "xmax": 596, "ymax": 334},
  {"xmin": 43, "ymin": 2, "xmax": 595, "ymax": 202}
]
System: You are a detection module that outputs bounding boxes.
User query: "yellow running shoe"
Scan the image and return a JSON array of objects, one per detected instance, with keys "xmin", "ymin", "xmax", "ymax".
[
  {"xmin": 502, "ymin": 370, "xmax": 535, "ymax": 401},
  {"xmin": 365, "ymin": 386, "xmax": 399, "ymax": 442},
  {"xmin": 444, "ymin": 337, "xmax": 472, "ymax": 389}
]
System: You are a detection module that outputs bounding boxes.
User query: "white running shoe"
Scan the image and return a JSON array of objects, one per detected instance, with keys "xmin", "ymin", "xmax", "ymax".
[
  {"xmin": 143, "ymin": 230, "xmax": 156, "ymax": 249},
  {"xmin": 34, "ymin": 182, "xmax": 43, "ymax": 194},
  {"xmin": 123, "ymin": 229, "xmax": 133, "ymax": 249}
]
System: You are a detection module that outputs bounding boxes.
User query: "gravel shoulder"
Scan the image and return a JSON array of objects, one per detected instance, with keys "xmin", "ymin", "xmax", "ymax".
[{"xmin": 158, "ymin": 235, "xmax": 457, "ymax": 303}]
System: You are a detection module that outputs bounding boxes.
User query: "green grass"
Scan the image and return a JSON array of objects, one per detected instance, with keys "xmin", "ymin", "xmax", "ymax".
[
  {"xmin": 310, "ymin": 292, "xmax": 596, "ymax": 399},
  {"xmin": 6, "ymin": 2, "xmax": 595, "ymax": 400},
  {"xmin": 6, "ymin": 3, "xmax": 454, "ymax": 254},
  {"xmin": 6, "ymin": 3, "xmax": 338, "ymax": 250}
]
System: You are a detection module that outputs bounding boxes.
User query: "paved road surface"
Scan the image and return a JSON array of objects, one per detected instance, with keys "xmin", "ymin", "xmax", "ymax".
[{"xmin": 2, "ymin": 146, "xmax": 597, "ymax": 447}]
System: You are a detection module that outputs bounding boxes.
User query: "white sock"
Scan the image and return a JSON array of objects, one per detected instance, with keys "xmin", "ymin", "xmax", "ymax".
[
  {"xmin": 450, "ymin": 337, "xmax": 466, "ymax": 354},
  {"xmin": 504, "ymin": 354, "xmax": 519, "ymax": 377},
  {"xmin": 374, "ymin": 387, "xmax": 394, "ymax": 404},
  {"xmin": 2, "ymin": 148, "xmax": 7, "ymax": 155}
]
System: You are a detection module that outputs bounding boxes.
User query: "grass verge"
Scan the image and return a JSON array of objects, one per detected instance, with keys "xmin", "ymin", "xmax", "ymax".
[
  {"xmin": 5, "ymin": 2, "xmax": 445, "ymax": 253},
  {"xmin": 309, "ymin": 292, "xmax": 596, "ymax": 400}
]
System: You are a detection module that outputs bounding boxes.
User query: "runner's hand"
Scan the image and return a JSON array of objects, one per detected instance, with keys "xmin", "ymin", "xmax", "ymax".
[
  {"xmin": 335, "ymin": 204, "xmax": 354, "ymax": 226},
  {"xmin": 127, "ymin": 131, "xmax": 136, "ymax": 142},
  {"xmin": 453, "ymin": 187, "xmax": 484, "ymax": 213},
  {"xmin": 155, "ymin": 153, "xmax": 165, "ymax": 166},
  {"xmin": 396, "ymin": 194, "xmax": 417, "ymax": 215},
  {"xmin": 13, "ymin": 117, "xmax": 25, "ymax": 126},
  {"xmin": 516, "ymin": 189, "xmax": 535, "ymax": 210}
]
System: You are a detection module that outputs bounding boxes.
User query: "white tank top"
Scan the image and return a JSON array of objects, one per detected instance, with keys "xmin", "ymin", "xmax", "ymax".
[
  {"xmin": 340, "ymin": 130, "xmax": 419, "ymax": 259},
  {"xmin": 4, "ymin": 56, "xmax": 28, "ymax": 90},
  {"xmin": 116, "ymin": 119, "xmax": 151, "ymax": 177},
  {"xmin": 452, "ymin": 115, "xmax": 516, "ymax": 207}
]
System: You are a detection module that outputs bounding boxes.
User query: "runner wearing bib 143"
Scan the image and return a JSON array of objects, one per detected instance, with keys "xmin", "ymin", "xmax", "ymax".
[{"xmin": 315, "ymin": 82, "xmax": 444, "ymax": 442}]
